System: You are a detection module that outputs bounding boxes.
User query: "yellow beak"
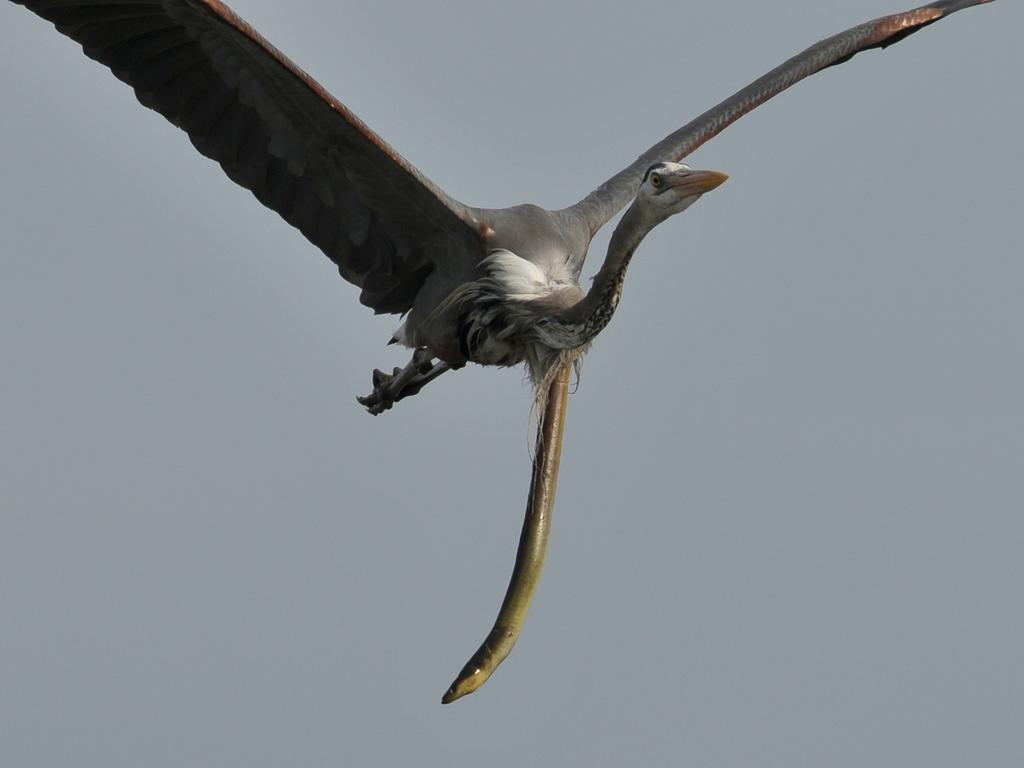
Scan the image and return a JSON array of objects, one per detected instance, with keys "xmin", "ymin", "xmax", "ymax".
[{"xmin": 668, "ymin": 168, "xmax": 729, "ymax": 195}]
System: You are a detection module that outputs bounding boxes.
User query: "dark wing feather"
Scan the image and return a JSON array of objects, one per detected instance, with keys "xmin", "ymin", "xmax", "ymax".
[
  {"xmin": 13, "ymin": 0, "xmax": 484, "ymax": 315},
  {"xmin": 570, "ymin": 0, "xmax": 995, "ymax": 236}
]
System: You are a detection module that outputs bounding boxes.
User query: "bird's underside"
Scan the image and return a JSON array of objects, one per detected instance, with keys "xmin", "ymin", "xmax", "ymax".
[{"xmin": 10, "ymin": 0, "xmax": 997, "ymax": 703}]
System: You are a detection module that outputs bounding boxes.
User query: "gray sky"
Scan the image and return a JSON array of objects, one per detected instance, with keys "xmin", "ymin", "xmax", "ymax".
[{"xmin": 2, "ymin": 1, "xmax": 1022, "ymax": 765}]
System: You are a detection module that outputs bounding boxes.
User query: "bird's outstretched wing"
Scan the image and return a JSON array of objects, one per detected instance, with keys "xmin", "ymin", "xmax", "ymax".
[
  {"xmin": 571, "ymin": 0, "xmax": 995, "ymax": 234},
  {"xmin": 13, "ymin": 0, "xmax": 484, "ymax": 315}
]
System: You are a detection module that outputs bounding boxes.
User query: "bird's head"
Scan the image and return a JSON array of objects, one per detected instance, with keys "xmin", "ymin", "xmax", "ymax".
[{"xmin": 638, "ymin": 161, "xmax": 728, "ymax": 224}]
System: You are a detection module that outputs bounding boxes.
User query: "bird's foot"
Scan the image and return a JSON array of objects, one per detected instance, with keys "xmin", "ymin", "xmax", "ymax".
[
  {"xmin": 357, "ymin": 350, "xmax": 451, "ymax": 415},
  {"xmin": 357, "ymin": 367, "xmax": 410, "ymax": 415}
]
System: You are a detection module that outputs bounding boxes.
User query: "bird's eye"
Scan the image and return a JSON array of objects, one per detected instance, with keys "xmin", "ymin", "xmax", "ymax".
[{"xmin": 650, "ymin": 173, "xmax": 662, "ymax": 188}]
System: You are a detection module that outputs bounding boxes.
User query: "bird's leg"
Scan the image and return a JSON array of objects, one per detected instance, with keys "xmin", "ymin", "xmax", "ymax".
[{"xmin": 357, "ymin": 348, "xmax": 451, "ymax": 415}]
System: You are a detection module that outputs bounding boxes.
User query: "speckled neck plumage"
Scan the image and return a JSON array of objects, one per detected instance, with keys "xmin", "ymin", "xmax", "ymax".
[{"xmin": 535, "ymin": 203, "xmax": 650, "ymax": 351}]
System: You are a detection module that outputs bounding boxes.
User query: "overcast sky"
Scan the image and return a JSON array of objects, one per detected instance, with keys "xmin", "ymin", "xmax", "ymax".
[{"xmin": 2, "ymin": 1, "xmax": 1022, "ymax": 766}]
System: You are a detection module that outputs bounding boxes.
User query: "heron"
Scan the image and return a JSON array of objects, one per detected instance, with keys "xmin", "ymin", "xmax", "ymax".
[{"xmin": 10, "ymin": 0, "xmax": 996, "ymax": 703}]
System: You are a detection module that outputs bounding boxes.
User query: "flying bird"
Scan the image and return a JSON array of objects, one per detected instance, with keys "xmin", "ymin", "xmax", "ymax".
[{"xmin": 9, "ymin": 0, "xmax": 997, "ymax": 703}]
